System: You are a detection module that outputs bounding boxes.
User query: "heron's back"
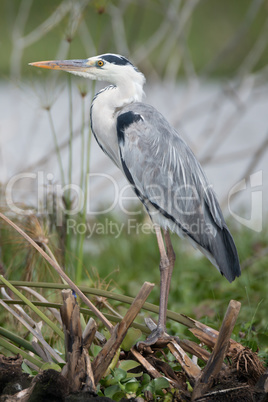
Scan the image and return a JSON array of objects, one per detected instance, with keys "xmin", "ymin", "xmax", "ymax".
[{"xmin": 116, "ymin": 102, "xmax": 241, "ymax": 282}]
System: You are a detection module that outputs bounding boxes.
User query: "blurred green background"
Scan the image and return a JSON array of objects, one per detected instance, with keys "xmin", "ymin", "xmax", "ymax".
[
  {"xmin": 1, "ymin": 0, "xmax": 268, "ymax": 77},
  {"xmin": 0, "ymin": 0, "xmax": 268, "ymax": 359}
]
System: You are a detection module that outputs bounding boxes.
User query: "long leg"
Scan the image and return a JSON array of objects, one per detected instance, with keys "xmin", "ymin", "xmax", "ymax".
[
  {"xmin": 163, "ymin": 229, "xmax": 176, "ymax": 319},
  {"xmin": 155, "ymin": 225, "xmax": 170, "ymax": 335},
  {"xmin": 141, "ymin": 226, "xmax": 176, "ymax": 345}
]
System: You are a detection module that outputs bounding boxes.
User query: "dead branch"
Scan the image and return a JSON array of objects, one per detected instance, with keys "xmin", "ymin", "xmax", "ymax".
[
  {"xmin": 60, "ymin": 289, "xmax": 95, "ymax": 393},
  {"xmin": 83, "ymin": 317, "xmax": 97, "ymax": 349},
  {"xmin": 192, "ymin": 300, "xmax": 241, "ymax": 400},
  {"xmin": 178, "ymin": 339, "xmax": 211, "ymax": 363},
  {"xmin": 184, "ymin": 313, "xmax": 245, "ymax": 356},
  {"xmin": 92, "ymin": 281, "xmax": 154, "ymax": 384},
  {"xmin": 168, "ymin": 339, "xmax": 201, "ymax": 385},
  {"xmin": 130, "ymin": 347, "xmax": 163, "ymax": 379}
]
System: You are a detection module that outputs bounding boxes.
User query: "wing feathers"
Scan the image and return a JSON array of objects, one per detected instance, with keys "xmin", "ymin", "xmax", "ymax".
[{"xmin": 116, "ymin": 103, "xmax": 241, "ymax": 282}]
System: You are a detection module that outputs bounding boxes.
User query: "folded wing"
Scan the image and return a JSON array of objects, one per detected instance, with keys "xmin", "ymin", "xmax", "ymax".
[{"xmin": 116, "ymin": 103, "xmax": 241, "ymax": 282}]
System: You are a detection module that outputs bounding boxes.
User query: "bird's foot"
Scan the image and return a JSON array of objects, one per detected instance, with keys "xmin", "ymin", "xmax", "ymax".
[{"xmin": 136, "ymin": 327, "xmax": 178, "ymax": 352}]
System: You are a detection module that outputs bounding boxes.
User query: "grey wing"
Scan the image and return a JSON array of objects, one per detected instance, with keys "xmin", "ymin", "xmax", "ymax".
[{"xmin": 116, "ymin": 103, "xmax": 240, "ymax": 282}]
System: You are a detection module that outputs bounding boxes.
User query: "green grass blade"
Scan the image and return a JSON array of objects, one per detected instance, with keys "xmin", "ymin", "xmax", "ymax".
[
  {"xmin": 0, "ymin": 326, "xmax": 37, "ymax": 355},
  {"xmin": 0, "ymin": 276, "xmax": 64, "ymax": 340},
  {"xmin": 1, "ymin": 299, "xmax": 150, "ymax": 334},
  {"xmin": 7, "ymin": 280, "xmax": 193, "ymax": 328},
  {"xmin": 0, "ymin": 298, "xmax": 65, "ymax": 363}
]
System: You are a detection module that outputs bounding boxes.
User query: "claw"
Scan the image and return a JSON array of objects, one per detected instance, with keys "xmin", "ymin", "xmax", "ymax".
[{"xmin": 136, "ymin": 327, "xmax": 179, "ymax": 352}]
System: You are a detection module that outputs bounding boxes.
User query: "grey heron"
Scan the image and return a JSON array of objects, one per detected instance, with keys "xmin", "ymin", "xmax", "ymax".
[{"xmin": 30, "ymin": 54, "xmax": 241, "ymax": 344}]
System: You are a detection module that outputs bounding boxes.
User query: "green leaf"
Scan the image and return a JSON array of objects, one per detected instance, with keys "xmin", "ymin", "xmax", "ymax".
[
  {"xmin": 41, "ymin": 362, "xmax": 62, "ymax": 372},
  {"xmin": 119, "ymin": 359, "xmax": 141, "ymax": 372},
  {"xmin": 121, "ymin": 328, "xmax": 142, "ymax": 351},
  {"xmin": 127, "ymin": 371, "xmax": 143, "ymax": 378},
  {"xmin": 21, "ymin": 361, "xmax": 34, "ymax": 375},
  {"xmin": 163, "ymin": 391, "xmax": 175, "ymax": 401},
  {"xmin": 111, "ymin": 391, "xmax": 125, "ymax": 401},
  {"xmin": 153, "ymin": 377, "xmax": 170, "ymax": 391},
  {"xmin": 101, "ymin": 374, "xmax": 121, "ymax": 387},
  {"xmin": 112, "ymin": 367, "xmax": 127, "ymax": 382},
  {"xmin": 141, "ymin": 373, "xmax": 151, "ymax": 387},
  {"xmin": 104, "ymin": 348, "xmax": 120, "ymax": 377},
  {"xmin": 124, "ymin": 380, "xmax": 140, "ymax": 394},
  {"xmin": 143, "ymin": 381, "xmax": 154, "ymax": 394},
  {"xmin": 186, "ymin": 381, "xmax": 193, "ymax": 392},
  {"xmin": 103, "ymin": 328, "xmax": 111, "ymax": 340},
  {"xmin": 104, "ymin": 384, "xmax": 121, "ymax": 399},
  {"xmin": 91, "ymin": 344, "xmax": 102, "ymax": 357}
]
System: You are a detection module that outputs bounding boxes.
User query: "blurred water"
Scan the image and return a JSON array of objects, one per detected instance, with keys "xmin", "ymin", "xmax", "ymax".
[{"xmin": 0, "ymin": 79, "xmax": 267, "ymax": 231}]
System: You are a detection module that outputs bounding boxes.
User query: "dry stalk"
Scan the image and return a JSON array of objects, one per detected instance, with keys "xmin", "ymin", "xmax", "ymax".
[
  {"xmin": 0, "ymin": 212, "xmax": 113, "ymax": 331},
  {"xmin": 92, "ymin": 281, "xmax": 154, "ymax": 384},
  {"xmin": 60, "ymin": 289, "xmax": 95, "ymax": 392},
  {"xmin": 192, "ymin": 300, "xmax": 241, "ymax": 400}
]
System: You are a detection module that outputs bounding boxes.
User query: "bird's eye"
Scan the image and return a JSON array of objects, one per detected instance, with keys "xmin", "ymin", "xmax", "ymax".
[{"xmin": 97, "ymin": 60, "xmax": 104, "ymax": 67}]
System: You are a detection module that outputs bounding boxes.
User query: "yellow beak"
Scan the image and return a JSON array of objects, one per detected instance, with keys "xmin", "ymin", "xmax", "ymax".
[{"xmin": 29, "ymin": 59, "xmax": 93, "ymax": 72}]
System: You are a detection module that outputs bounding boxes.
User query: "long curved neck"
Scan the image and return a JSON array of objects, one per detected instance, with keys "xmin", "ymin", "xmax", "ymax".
[
  {"xmin": 99, "ymin": 73, "xmax": 145, "ymax": 110},
  {"xmin": 90, "ymin": 72, "xmax": 145, "ymax": 167},
  {"xmin": 115, "ymin": 76, "xmax": 145, "ymax": 106}
]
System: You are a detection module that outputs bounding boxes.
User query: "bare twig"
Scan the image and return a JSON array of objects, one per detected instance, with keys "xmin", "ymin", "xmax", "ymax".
[
  {"xmin": 130, "ymin": 347, "xmax": 163, "ymax": 379},
  {"xmin": 168, "ymin": 339, "xmax": 201, "ymax": 385},
  {"xmin": 92, "ymin": 281, "xmax": 154, "ymax": 383},
  {"xmin": 192, "ymin": 300, "xmax": 241, "ymax": 399},
  {"xmin": 82, "ymin": 317, "xmax": 97, "ymax": 349},
  {"xmin": 60, "ymin": 289, "xmax": 95, "ymax": 392},
  {"xmin": 178, "ymin": 338, "xmax": 211, "ymax": 363},
  {"xmin": 188, "ymin": 319, "xmax": 244, "ymax": 357}
]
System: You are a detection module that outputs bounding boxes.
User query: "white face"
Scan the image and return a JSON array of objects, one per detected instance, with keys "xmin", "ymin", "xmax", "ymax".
[{"xmin": 70, "ymin": 54, "xmax": 142, "ymax": 84}]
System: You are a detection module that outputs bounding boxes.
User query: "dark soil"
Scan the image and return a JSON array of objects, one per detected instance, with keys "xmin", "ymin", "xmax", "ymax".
[
  {"xmin": 0, "ymin": 354, "xmax": 31, "ymax": 396},
  {"xmin": 0, "ymin": 353, "xmax": 267, "ymax": 401},
  {"xmin": 0, "ymin": 355, "xmax": 113, "ymax": 402}
]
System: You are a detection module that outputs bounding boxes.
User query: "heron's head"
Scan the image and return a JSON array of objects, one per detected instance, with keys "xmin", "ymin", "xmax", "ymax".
[{"xmin": 29, "ymin": 53, "xmax": 145, "ymax": 88}]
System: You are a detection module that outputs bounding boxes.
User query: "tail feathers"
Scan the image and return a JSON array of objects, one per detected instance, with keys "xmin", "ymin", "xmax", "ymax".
[
  {"xmin": 200, "ymin": 197, "xmax": 241, "ymax": 283},
  {"xmin": 211, "ymin": 226, "xmax": 241, "ymax": 283}
]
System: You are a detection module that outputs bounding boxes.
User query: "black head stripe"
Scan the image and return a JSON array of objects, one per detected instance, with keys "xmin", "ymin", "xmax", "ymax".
[{"xmin": 101, "ymin": 54, "xmax": 132, "ymax": 66}]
